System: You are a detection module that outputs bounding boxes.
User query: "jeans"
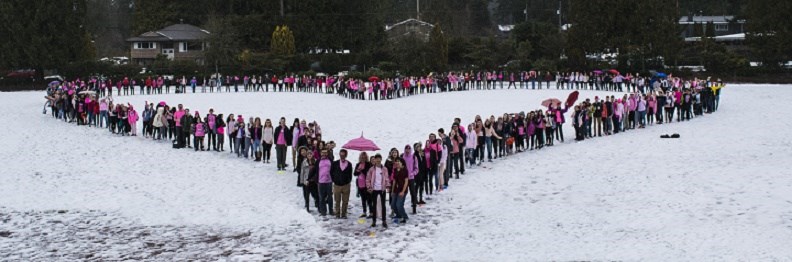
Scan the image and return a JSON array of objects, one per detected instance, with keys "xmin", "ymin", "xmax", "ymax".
[
  {"xmin": 465, "ymin": 148, "xmax": 476, "ymax": 166},
  {"xmin": 99, "ymin": 111, "xmax": 108, "ymax": 128},
  {"xmin": 333, "ymin": 184, "xmax": 350, "ymax": 217},
  {"xmin": 485, "ymin": 137, "xmax": 493, "ymax": 160},
  {"xmin": 235, "ymin": 137, "xmax": 243, "ymax": 157},
  {"xmin": 318, "ymin": 183, "xmax": 334, "ymax": 215},
  {"xmin": 449, "ymin": 152, "xmax": 461, "ymax": 178},
  {"xmin": 251, "ymin": 139, "xmax": 261, "ymax": 156},
  {"xmin": 393, "ymin": 193, "xmax": 408, "ymax": 220},
  {"xmin": 158, "ymin": 126, "xmax": 166, "ymax": 139}
]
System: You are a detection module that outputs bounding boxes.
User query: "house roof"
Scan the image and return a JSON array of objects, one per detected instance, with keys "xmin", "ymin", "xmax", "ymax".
[
  {"xmin": 385, "ymin": 18, "xmax": 434, "ymax": 31},
  {"xmin": 127, "ymin": 24, "xmax": 210, "ymax": 42},
  {"xmin": 678, "ymin": 15, "xmax": 741, "ymax": 25},
  {"xmin": 684, "ymin": 33, "xmax": 745, "ymax": 42}
]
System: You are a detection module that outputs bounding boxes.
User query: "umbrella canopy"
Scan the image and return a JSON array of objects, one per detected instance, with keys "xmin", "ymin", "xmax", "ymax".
[
  {"xmin": 368, "ymin": 76, "xmax": 380, "ymax": 82},
  {"xmin": 608, "ymin": 69, "xmax": 620, "ymax": 75},
  {"xmin": 655, "ymin": 72, "xmax": 668, "ymax": 78},
  {"xmin": 342, "ymin": 133, "xmax": 380, "ymax": 151},
  {"xmin": 78, "ymin": 90, "xmax": 96, "ymax": 95},
  {"xmin": 593, "ymin": 70, "xmax": 603, "ymax": 75},
  {"xmin": 541, "ymin": 98, "xmax": 562, "ymax": 107},
  {"xmin": 48, "ymin": 80, "xmax": 61, "ymax": 87},
  {"xmin": 565, "ymin": 91, "xmax": 580, "ymax": 108}
]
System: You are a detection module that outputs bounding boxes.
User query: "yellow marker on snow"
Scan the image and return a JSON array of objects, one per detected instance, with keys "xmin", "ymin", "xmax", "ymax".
[
  {"xmin": 369, "ymin": 231, "xmax": 376, "ymax": 237},
  {"xmin": 357, "ymin": 218, "xmax": 366, "ymax": 224}
]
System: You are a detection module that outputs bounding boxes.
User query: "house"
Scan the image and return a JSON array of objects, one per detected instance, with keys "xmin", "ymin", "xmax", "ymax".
[
  {"xmin": 385, "ymin": 18, "xmax": 435, "ymax": 41},
  {"xmin": 126, "ymin": 23, "xmax": 210, "ymax": 65},
  {"xmin": 679, "ymin": 15, "xmax": 746, "ymax": 41}
]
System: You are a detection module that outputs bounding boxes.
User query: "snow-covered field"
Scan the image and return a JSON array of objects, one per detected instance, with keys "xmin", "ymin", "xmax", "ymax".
[{"xmin": 1, "ymin": 84, "xmax": 791, "ymax": 261}]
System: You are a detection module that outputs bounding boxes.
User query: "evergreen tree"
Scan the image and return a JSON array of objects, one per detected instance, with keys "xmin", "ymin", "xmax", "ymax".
[{"xmin": 429, "ymin": 23, "xmax": 449, "ymax": 71}]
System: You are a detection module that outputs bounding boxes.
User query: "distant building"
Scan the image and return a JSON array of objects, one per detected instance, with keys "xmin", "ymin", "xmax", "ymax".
[
  {"xmin": 385, "ymin": 18, "xmax": 435, "ymax": 41},
  {"xmin": 679, "ymin": 15, "xmax": 746, "ymax": 42},
  {"xmin": 126, "ymin": 23, "xmax": 210, "ymax": 65}
]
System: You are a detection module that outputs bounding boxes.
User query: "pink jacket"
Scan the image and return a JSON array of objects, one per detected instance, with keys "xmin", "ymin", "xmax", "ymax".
[
  {"xmin": 366, "ymin": 165, "xmax": 390, "ymax": 191},
  {"xmin": 195, "ymin": 123, "xmax": 205, "ymax": 137},
  {"xmin": 127, "ymin": 109, "xmax": 138, "ymax": 124}
]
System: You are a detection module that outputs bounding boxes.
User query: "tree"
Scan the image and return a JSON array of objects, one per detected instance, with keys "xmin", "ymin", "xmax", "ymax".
[
  {"xmin": 270, "ymin": 25, "xmax": 295, "ymax": 56},
  {"xmin": 204, "ymin": 16, "xmax": 240, "ymax": 72},
  {"xmin": 745, "ymin": 0, "xmax": 792, "ymax": 68},
  {"xmin": 0, "ymin": 0, "xmax": 95, "ymax": 72},
  {"xmin": 428, "ymin": 24, "xmax": 449, "ymax": 71}
]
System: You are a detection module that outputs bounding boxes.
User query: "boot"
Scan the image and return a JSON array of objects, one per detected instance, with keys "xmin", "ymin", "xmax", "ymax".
[{"xmin": 412, "ymin": 206, "xmax": 417, "ymax": 214}]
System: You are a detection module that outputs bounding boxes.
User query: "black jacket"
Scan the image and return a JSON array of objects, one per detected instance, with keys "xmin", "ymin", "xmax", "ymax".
[
  {"xmin": 331, "ymin": 160, "xmax": 354, "ymax": 186},
  {"xmin": 273, "ymin": 125, "xmax": 293, "ymax": 146}
]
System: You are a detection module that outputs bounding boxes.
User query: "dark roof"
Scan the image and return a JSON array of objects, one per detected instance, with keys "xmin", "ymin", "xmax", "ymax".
[
  {"xmin": 127, "ymin": 24, "xmax": 210, "ymax": 42},
  {"xmin": 679, "ymin": 15, "xmax": 741, "ymax": 24}
]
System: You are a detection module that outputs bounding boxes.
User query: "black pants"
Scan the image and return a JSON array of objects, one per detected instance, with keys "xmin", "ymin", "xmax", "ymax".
[
  {"xmin": 555, "ymin": 124, "xmax": 564, "ymax": 142},
  {"xmin": 370, "ymin": 190, "xmax": 387, "ymax": 225},
  {"xmin": 416, "ymin": 172, "xmax": 427, "ymax": 201},
  {"xmin": 262, "ymin": 143, "xmax": 273, "ymax": 161},
  {"xmin": 176, "ymin": 130, "xmax": 185, "ymax": 148},
  {"xmin": 426, "ymin": 167, "xmax": 435, "ymax": 195},
  {"xmin": 276, "ymin": 145, "xmax": 287, "ymax": 169},
  {"xmin": 408, "ymin": 179, "xmax": 417, "ymax": 212},
  {"xmin": 208, "ymin": 132, "xmax": 217, "ymax": 150},
  {"xmin": 302, "ymin": 184, "xmax": 319, "ymax": 210},
  {"xmin": 358, "ymin": 187, "xmax": 372, "ymax": 215},
  {"xmin": 449, "ymin": 153, "xmax": 461, "ymax": 178}
]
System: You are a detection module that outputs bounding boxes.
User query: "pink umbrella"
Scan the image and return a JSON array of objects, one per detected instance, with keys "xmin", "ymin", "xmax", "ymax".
[{"xmin": 342, "ymin": 132, "xmax": 380, "ymax": 151}]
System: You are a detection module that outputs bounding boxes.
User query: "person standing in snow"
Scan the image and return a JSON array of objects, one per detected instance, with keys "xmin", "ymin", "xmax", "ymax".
[
  {"xmin": 235, "ymin": 116, "xmax": 246, "ymax": 158},
  {"xmin": 206, "ymin": 109, "xmax": 217, "ymax": 151},
  {"xmin": 127, "ymin": 105, "xmax": 138, "ymax": 136},
  {"xmin": 193, "ymin": 112, "xmax": 206, "ymax": 151},
  {"xmin": 262, "ymin": 119, "xmax": 274, "ymax": 164},
  {"xmin": 390, "ymin": 160, "xmax": 409, "ymax": 224},
  {"xmin": 331, "ymin": 149, "xmax": 353, "ymax": 219},
  {"xmin": 274, "ymin": 117, "xmax": 293, "ymax": 171},
  {"xmin": 367, "ymin": 154, "xmax": 390, "ymax": 228},
  {"xmin": 299, "ymin": 147, "xmax": 320, "ymax": 213},
  {"xmin": 226, "ymin": 114, "xmax": 236, "ymax": 153},
  {"xmin": 401, "ymin": 145, "xmax": 419, "ymax": 214},
  {"xmin": 354, "ymin": 152, "xmax": 373, "ymax": 218},
  {"xmin": 314, "ymin": 148, "xmax": 334, "ymax": 216},
  {"xmin": 250, "ymin": 118, "xmax": 263, "ymax": 161},
  {"xmin": 216, "ymin": 114, "xmax": 225, "ymax": 151}
]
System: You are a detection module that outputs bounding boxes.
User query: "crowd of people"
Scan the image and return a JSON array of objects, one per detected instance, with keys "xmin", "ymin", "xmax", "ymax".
[
  {"xmin": 42, "ymin": 74, "xmax": 725, "ymax": 229},
  {"xmin": 47, "ymin": 71, "xmax": 721, "ymax": 101}
]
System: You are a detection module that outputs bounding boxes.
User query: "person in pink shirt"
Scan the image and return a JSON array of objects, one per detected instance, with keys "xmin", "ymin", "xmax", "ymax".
[{"xmin": 274, "ymin": 117, "xmax": 293, "ymax": 171}]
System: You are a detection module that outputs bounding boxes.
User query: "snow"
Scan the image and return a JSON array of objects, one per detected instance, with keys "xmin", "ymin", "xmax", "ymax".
[{"xmin": 1, "ymin": 84, "xmax": 791, "ymax": 260}]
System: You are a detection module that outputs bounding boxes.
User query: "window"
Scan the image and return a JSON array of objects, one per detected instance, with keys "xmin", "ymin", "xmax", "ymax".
[
  {"xmin": 134, "ymin": 42, "xmax": 156, "ymax": 49},
  {"xmin": 178, "ymin": 42, "xmax": 204, "ymax": 52},
  {"xmin": 715, "ymin": 24, "xmax": 729, "ymax": 31},
  {"xmin": 187, "ymin": 42, "xmax": 203, "ymax": 51}
]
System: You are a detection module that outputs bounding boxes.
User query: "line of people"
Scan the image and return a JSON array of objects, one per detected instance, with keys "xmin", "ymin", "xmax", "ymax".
[
  {"xmin": 42, "ymin": 78, "xmax": 725, "ymax": 230},
  {"xmin": 46, "ymin": 71, "xmax": 725, "ymax": 103}
]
